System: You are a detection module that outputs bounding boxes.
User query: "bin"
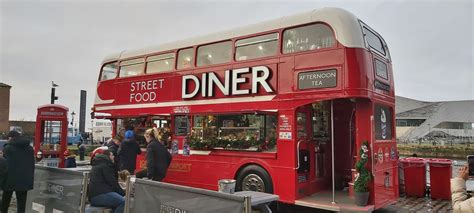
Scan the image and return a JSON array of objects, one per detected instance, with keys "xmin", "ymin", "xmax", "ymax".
[
  {"xmin": 218, "ymin": 179, "xmax": 236, "ymax": 194},
  {"xmin": 400, "ymin": 157, "xmax": 426, "ymax": 197},
  {"xmin": 427, "ymin": 158, "xmax": 452, "ymax": 199}
]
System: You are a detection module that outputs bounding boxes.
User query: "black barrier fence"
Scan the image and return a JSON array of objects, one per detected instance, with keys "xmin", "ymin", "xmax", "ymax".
[
  {"xmin": 27, "ymin": 166, "xmax": 89, "ymax": 213},
  {"xmin": 26, "ymin": 166, "xmax": 253, "ymax": 213},
  {"xmin": 131, "ymin": 178, "xmax": 249, "ymax": 213}
]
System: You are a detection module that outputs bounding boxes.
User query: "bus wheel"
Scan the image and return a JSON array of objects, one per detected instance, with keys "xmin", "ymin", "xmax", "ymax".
[{"xmin": 236, "ymin": 165, "xmax": 273, "ymax": 193}]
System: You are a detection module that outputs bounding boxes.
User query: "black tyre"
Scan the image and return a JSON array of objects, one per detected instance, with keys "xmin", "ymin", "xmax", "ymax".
[{"xmin": 235, "ymin": 165, "xmax": 273, "ymax": 193}]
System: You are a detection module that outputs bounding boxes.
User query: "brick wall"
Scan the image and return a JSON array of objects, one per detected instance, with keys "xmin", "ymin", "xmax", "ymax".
[{"xmin": 0, "ymin": 84, "xmax": 11, "ymax": 133}]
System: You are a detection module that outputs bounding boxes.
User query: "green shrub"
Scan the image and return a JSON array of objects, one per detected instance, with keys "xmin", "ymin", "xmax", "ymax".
[{"xmin": 354, "ymin": 141, "xmax": 372, "ymax": 193}]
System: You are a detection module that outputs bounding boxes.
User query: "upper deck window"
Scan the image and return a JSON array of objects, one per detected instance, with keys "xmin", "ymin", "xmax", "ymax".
[
  {"xmin": 146, "ymin": 53, "xmax": 175, "ymax": 74},
  {"xmin": 375, "ymin": 59, "xmax": 388, "ymax": 80},
  {"xmin": 100, "ymin": 62, "xmax": 118, "ymax": 81},
  {"xmin": 283, "ymin": 23, "xmax": 335, "ymax": 54},
  {"xmin": 235, "ymin": 33, "xmax": 278, "ymax": 61},
  {"xmin": 363, "ymin": 27, "xmax": 386, "ymax": 56},
  {"xmin": 119, "ymin": 58, "xmax": 145, "ymax": 78},
  {"xmin": 197, "ymin": 41, "xmax": 232, "ymax": 66},
  {"xmin": 177, "ymin": 48, "xmax": 194, "ymax": 70}
]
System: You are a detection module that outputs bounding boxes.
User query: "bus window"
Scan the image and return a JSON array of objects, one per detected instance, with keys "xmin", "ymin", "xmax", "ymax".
[
  {"xmin": 190, "ymin": 113, "xmax": 277, "ymax": 151},
  {"xmin": 119, "ymin": 58, "xmax": 145, "ymax": 78},
  {"xmin": 363, "ymin": 27, "xmax": 386, "ymax": 56},
  {"xmin": 100, "ymin": 62, "xmax": 118, "ymax": 81},
  {"xmin": 197, "ymin": 41, "xmax": 232, "ymax": 66},
  {"xmin": 235, "ymin": 33, "xmax": 279, "ymax": 61},
  {"xmin": 174, "ymin": 115, "xmax": 190, "ymax": 136},
  {"xmin": 283, "ymin": 23, "xmax": 335, "ymax": 54},
  {"xmin": 177, "ymin": 48, "xmax": 194, "ymax": 69},
  {"xmin": 374, "ymin": 59, "xmax": 388, "ymax": 80},
  {"xmin": 146, "ymin": 53, "xmax": 175, "ymax": 74}
]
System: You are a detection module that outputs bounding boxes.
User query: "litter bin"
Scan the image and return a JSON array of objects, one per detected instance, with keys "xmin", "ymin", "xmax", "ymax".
[
  {"xmin": 218, "ymin": 179, "xmax": 236, "ymax": 194},
  {"xmin": 427, "ymin": 158, "xmax": 452, "ymax": 200},
  {"xmin": 400, "ymin": 157, "xmax": 426, "ymax": 197}
]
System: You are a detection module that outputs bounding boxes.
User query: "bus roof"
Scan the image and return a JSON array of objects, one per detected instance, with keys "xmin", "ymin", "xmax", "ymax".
[{"xmin": 103, "ymin": 7, "xmax": 364, "ymax": 63}]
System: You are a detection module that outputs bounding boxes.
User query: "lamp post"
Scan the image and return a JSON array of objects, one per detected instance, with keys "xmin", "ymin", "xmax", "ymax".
[
  {"xmin": 71, "ymin": 111, "xmax": 76, "ymax": 136},
  {"xmin": 51, "ymin": 81, "xmax": 59, "ymax": 104}
]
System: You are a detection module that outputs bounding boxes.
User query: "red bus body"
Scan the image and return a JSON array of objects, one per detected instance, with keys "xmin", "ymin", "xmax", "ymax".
[{"xmin": 93, "ymin": 8, "xmax": 398, "ymax": 211}]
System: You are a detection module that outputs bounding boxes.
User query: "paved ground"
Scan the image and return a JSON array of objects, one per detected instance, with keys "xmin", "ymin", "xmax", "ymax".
[{"xmin": 3, "ymin": 196, "xmax": 454, "ymax": 212}]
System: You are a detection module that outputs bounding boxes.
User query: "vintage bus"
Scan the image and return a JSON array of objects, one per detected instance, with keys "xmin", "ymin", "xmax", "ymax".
[{"xmin": 92, "ymin": 7, "xmax": 397, "ymax": 211}]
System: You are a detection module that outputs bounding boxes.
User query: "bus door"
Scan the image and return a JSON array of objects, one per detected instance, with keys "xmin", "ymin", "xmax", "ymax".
[{"xmin": 295, "ymin": 105, "xmax": 316, "ymax": 196}]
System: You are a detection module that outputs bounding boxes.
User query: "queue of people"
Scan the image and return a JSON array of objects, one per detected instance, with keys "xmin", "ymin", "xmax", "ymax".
[{"xmin": 88, "ymin": 127, "xmax": 172, "ymax": 212}]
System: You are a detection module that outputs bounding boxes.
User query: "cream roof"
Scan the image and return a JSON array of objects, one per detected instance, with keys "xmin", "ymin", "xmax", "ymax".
[{"xmin": 102, "ymin": 7, "xmax": 365, "ymax": 64}]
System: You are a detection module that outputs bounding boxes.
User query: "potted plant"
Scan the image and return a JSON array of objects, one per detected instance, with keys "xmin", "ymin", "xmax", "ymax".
[{"xmin": 354, "ymin": 140, "xmax": 372, "ymax": 206}]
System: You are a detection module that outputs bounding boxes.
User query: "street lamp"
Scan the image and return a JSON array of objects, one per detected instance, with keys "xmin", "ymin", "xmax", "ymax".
[
  {"xmin": 51, "ymin": 81, "xmax": 59, "ymax": 104},
  {"xmin": 71, "ymin": 111, "xmax": 76, "ymax": 136}
]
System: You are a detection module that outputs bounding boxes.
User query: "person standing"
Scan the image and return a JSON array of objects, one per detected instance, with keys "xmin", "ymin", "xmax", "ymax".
[
  {"xmin": 89, "ymin": 150, "xmax": 125, "ymax": 213},
  {"xmin": 451, "ymin": 165, "xmax": 474, "ymax": 212},
  {"xmin": 118, "ymin": 130, "xmax": 141, "ymax": 174},
  {"xmin": 144, "ymin": 128, "xmax": 172, "ymax": 181},
  {"xmin": 78, "ymin": 142, "xmax": 86, "ymax": 161},
  {"xmin": 1, "ymin": 130, "xmax": 35, "ymax": 213},
  {"xmin": 108, "ymin": 137, "xmax": 121, "ymax": 172}
]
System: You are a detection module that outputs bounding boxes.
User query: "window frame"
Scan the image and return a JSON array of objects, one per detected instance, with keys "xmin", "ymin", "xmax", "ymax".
[
  {"xmin": 359, "ymin": 21, "xmax": 391, "ymax": 60},
  {"xmin": 234, "ymin": 32, "xmax": 279, "ymax": 61},
  {"xmin": 196, "ymin": 40, "xmax": 233, "ymax": 67},
  {"xmin": 145, "ymin": 52, "xmax": 176, "ymax": 74},
  {"xmin": 118, "ymin": 57, "xmax": 146, "ymax": 78},
  {"xmin": 176, "ymin": 47, "xmax": 195, "ymax": 70},
  {"xmin": 281, "ymin": 22, "xmax": 337, "ymax": 55},
  {"xmin": 99, "ymin": 61, "xmax": 119, "ymax": 81}
]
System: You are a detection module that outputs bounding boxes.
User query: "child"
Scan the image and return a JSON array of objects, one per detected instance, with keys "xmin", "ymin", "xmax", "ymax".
[
  {"xmin": 64, "ymin": 149, "xmax": 77, "ymax": 168},
  {"xmin": 118, "ymin": 170, "xmax": 130, "ymax": 190}
]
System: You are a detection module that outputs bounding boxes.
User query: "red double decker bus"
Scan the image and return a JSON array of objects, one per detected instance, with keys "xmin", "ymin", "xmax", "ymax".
[{"xmin": 92, "ymin": 7, "xmax": 397, "ymax": 211}]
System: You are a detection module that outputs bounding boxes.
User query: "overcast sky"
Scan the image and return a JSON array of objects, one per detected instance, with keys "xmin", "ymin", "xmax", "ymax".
[{"xmin": 0, "ymin": 0, "xmax": 472, "ymax": 126}]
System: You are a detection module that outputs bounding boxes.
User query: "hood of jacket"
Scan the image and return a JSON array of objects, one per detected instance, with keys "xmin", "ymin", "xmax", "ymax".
[
  {"xmin": 7, "ymin": 137, "xmax": 31, "ymax": 148},
  {"xmin": 91, "ymin": 153, "xmax": 113, "ymax": 166}
]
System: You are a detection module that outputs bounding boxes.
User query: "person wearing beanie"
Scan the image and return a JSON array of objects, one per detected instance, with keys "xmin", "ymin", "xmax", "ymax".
[
  {"xmin": 64, "ymin": 149, "xmax": 77, "ymax": 168},
  {"xmin": 88, "ymin": 150, "xmax": 125, "ymax": 213},
  {"xmin": 118, "ymin": 130, "xmax": 141, "ymax": 174},
  {"xmin": 1, "ymin": 130, "xmax": 34, "ymax": 213}
]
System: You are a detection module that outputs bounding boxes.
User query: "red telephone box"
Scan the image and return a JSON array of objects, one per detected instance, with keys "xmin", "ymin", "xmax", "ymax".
[{"xmin": 35, "ymin": 104, "xmax": 69, "ymax": 168}]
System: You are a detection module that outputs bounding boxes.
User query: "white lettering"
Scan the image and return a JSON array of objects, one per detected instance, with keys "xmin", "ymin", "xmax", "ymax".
[
  {"xmin": 252, "ymin": 66, "xmax": 273, "ymax": 93},
  {"xmin": 181, "ymin": 66, "xmax": 273, "ymax": 99},
  {"xmin": 232, "ymin": 68, "xmax": 250, "ymax": 95},
  {"xmin": 201, "ymin": 73, "xmax": 207, "ymax": 97},
  {"xmin": 208, "ymin": 71, "xmax": 230, "ymax": 97},
  {"xmin": 182, "ymin": 75, "xmax": 200, "ymax": 99}
]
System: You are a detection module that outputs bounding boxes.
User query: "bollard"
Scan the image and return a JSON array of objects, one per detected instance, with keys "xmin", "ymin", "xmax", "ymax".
[{"xmin": 218, "ymin": 179, "xmax": 236, "ymax": 194}]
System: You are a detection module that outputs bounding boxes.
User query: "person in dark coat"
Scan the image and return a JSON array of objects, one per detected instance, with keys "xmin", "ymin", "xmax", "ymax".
[
  {"xmin": 89, "ymin": 150, "xmax": 125, "ymax": 213},
  {"xmin": 78, "ymin": 142, "xmax": 86, "ymax": 161},
  {"xmin": 1, "ymin": 130, "xmax": 35, "ymax": 213},
  {"xmin": 108, "ymin": 137, "xmax": 121, "ymax": 172},
  {"xmin": 144, "ymin": 128, "xmax": 172, "ymax": 181},
  {"xmin": 0, "ymin": 156, "xmax": 7, "ymax": 188},
  {"xmin": 118, "ymin": 130, "xmax": 141, "ymax": 174}
]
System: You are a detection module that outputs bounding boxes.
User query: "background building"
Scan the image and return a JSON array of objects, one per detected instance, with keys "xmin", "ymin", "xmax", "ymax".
[
  {"xmin": 0, "ymin": 83, "xmax": 11, "ymax": 135},
  {"xmin": 396, "ymin": 96, "xmax": 474, "ymax": 144}
]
